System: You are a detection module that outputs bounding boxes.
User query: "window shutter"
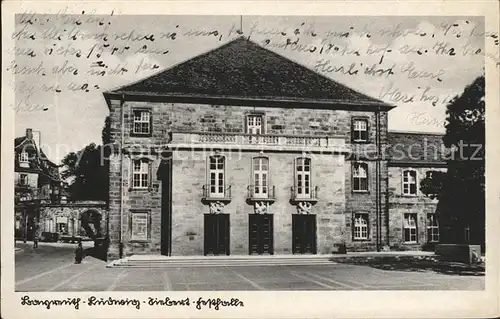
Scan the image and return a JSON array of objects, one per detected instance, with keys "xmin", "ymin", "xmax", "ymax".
[
  {"xmin": 148, "ymin": 160, "xmax": 153, "ymax": 191},
  {"xmin": 366, "ymin": 213, "xmax": 370, "ymax": 240},
  {"xmin": 131, "ymin": 110, "xmax": 136, "ymax": 136},
  {"xmin": 149, "ymin": 111, "xmax": 153, "ymax": 136},
  {"xmin": 365, "ymin": 119, "xmax": 370, "ymax": 142},
  {"xmin": 350, "ymin": 118, "xmax": 355, "ymax": 142}
]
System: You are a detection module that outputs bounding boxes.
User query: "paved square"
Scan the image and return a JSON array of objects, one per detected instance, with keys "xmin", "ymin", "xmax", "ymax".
[{"xmin": 15, "ymin": 243, "xmax": 485, "ymax": 291}]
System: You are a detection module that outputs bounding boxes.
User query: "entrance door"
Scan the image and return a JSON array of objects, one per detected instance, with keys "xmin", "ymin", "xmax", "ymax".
[
  {"xmin": 249, "ymin": 214, "xmax": 273, "ymax": 255},
  {"xmin": 204, "ymin": 214, "xmax": 230, "ymax": 255},
  {"xmin": 292, "ymin": 214, "xmax": 317, "ymax": 254}
]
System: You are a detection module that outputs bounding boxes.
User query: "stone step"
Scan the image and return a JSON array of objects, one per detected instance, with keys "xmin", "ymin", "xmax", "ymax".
[
  {"xmin": 107, "ymin": 255, "xmax": 337, "ymax": 268},
  {"xmin": 110, "ymin": 261, "xmax": 335, "ymax": 268}
]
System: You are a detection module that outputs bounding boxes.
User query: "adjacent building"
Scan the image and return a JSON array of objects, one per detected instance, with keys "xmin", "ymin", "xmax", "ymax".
[
  {"xmin": 103, "ymin": 37, "xmax": 447, "ymax": 259},
  {"xmin": 15, "ymin": 128, "xmax": 62, "ymax": 241},
  {"xmin": 386, "ymin": 131, "xmax": 447, "ymax": 250}
]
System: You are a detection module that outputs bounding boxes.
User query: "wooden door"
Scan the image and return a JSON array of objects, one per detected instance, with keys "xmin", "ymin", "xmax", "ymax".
[
  {"xmin": 204, "ymin": 214, "xmax": 230, "ymax": 255},
  {"xmin": 292, "ymin": 214, "xmax": 317, "ymax": 254},
  {"xmin": 249, "ymin": 214, "xmax": 273, "ymax": 255}
]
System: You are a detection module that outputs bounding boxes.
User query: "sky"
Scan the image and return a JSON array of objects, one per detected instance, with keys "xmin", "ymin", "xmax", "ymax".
[{"xmin": 10, "ymin": 14, "xmax": 489, "ymax": 163}]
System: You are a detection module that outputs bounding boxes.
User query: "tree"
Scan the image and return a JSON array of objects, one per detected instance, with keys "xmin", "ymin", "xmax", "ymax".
[
  {"xmin": 420, "ymin": 75, "xmax": 485, "ymax": 248},
  {"xmin": 61, "ymin": 116, "xmax": 111, "ymax": 201}
]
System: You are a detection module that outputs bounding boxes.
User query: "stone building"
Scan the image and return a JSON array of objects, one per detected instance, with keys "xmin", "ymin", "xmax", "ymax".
[
  {"xmin": 15, "ymin": 128, "xmax": 62, "ymax": 240},
  {"xmin": 386, "ymin": 131, "xmax": 447, "ymax": 250},
  {"xmin": 103, "ymin": 37, "xmax": 445, "ymax": 259}
]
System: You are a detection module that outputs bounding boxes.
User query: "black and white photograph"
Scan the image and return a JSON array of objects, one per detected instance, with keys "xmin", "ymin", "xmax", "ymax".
[{"xmin": 2, "ymin": 1, "xmax": 499, "ymax": 318}]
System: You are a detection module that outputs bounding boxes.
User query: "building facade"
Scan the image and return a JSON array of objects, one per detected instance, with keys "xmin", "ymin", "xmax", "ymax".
[
  {"xmin": 15, "ymin": 128, "xmax": 62, "ymax": 241},
  {"xmin": 104, "ymin": 37, "xmax": 446, "ymax": 260},
  {"xmin": 386, "ymin": 132, "xmax": 447, "ymax": 250}
]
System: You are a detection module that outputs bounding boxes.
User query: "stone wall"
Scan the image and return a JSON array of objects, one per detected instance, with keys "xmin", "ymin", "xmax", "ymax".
[
  {"xmin": 169, "ymin": 150, "xmax": 346, "ymax": 256},
  {"xmin": 106, "ymin": 98, "xmax": 390, "ymax": 259}
]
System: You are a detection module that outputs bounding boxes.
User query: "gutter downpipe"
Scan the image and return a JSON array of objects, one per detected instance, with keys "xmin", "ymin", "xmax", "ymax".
[
  {"xmin": 119, "ymin": 94, "xmax": 125, "ymax": 258},
  {"xmin": 375, "ymin": 107, "xmax": 381, "ymax": 252}
]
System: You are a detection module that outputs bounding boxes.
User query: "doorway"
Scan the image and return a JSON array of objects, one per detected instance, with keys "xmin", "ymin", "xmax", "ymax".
[
  {"xmin": 249, "ymin": 214, "xmax": 273, "ymax": 255},
  {"xmin": 292, "ymin": 214, "xmax": 317, "ymax": 254},
  {"xmin": 204, "ymin": 214, "xmax": 230, "ymax": 255}
]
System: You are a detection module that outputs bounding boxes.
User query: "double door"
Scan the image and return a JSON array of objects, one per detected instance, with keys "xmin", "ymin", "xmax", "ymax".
[
  {"xmin": 292, "ymin": 214, "xmax": 317, "ymax": 254},
  {"xmin": 204, "ymin": 214, "xmax": 230, "ymax": 255},
  {"xmin": 249, "ymin": 214, "xmax": 273, "ymax": 255}
]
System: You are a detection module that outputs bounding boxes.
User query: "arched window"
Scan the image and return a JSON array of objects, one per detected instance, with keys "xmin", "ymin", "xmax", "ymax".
[
  {"xmin": 402, "ymin": 169, "xmax": 418, "ymax": 195},
  {"xmin": 353, "ymin": 162, "xmax": 368, "ymax": 192},
  {"xmin": 208, "ymin": 155, "xmax": 225, "ymax": 198},
  {"xmin": 252, "ymin": 157, "xmax": 269, "ymax": 198},
  {"xmin": 295, "ymin": 157, "xmax": 312, "ymax": 198}
]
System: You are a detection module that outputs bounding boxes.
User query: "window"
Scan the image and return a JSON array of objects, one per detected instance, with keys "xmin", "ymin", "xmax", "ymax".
[
  {"xmin": 253, "ymin": 157, "xmax": 269, "ymax": 198},
  {"xmin": 353, "ymin": 162, "xmax": 368, "ymax": 192},
  {"xmin": 132, "ymin": 159, "xmax": 149, "ymax": 189},
  {"xmin": 19, "ymin": 173, "xmax": 28, "ymax": 186},
  {"xmin": 402, "ymin": 169, "xmax": 418, "ymax": 195},
  {"xmin": 352, "ymin": 118, "xmax": 368, "ymax": 142},
  {"xmin": 353, "ymin": 213, "xmax": 369, "ymax": 240},
  {"xmin": 209, "ymin": 155, "xmax": 225, "ymax": 198},
  {"xmin": 296, "ymin": 157, "xmax": 311, "ymax": 198},
  {"xmin": 427, "ymin": 214, "xmax": 439, "ymax": 242},
  {"xmin": 246, "ymin": 115, "xmax": 264, "ymax": 134},
  {"xmin": 132, "ymin": 110, "xmax": 151, "ymax": 136},
  {"xmin": 246, "ymin": 115, "xmax": 264, "ymax": 144},
  {"xmin": 130, "ymin": 211, "xmax": 150, "ymax": 241},
  {"xmin": 19, "ymin": 152, "xmax": 29, "ymax": 163},
  {"xmin": 404, "ymin": 213, "xmax": 418, "ymax": 243}
]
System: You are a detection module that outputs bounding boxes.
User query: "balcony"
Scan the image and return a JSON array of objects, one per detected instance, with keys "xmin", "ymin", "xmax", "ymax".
[
  {"xmin": 169, "ymin": 132, "xmax": 346, "ymax": 152},
  {"xmin": 290, "ymin": 186, "xmax": 319, "ymax": 203},
  {"xmin": 246, "ymin": 185, "xmax": 276, "ymax": 203},
  {"xmin": 202, "ymin": 184, "xmax": 232, "ymax": 203}
]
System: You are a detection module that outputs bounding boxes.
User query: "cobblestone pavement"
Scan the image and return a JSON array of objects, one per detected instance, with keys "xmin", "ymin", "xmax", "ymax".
[{"xmin": 15, "ymin": 243, "xmax": 484, "ymax": 291}]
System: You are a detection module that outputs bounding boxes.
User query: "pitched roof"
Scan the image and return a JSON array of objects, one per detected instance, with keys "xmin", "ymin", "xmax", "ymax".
[
  {"xmin": 387, "ymin": 131, "xmax": 449, "ymax": 166},
  {"xmin": 15, "ymin": 136, "xmax": 61, "ymax": 181},
  {"xmin": 105, "ymin": 37, "xmax": 394, "ymax": 110}
]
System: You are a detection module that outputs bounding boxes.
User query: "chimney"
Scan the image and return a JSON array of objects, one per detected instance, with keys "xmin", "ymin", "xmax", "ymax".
[{"xmin": 26, "ymin": 128, "xmax": 33, "ymax": 140}]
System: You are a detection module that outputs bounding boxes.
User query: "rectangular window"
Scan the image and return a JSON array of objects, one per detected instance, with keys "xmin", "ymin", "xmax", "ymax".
[
  {"xmin": 296, "ymin": 158, "xmax": 311, "ymax": 198},
  {"xmin": 130, "ymin": 211, "xmax": 150, "ymax": 241},
  {"xmin": 209, "ymin": 156, "xmax": 225, "ymax": 197},
  {"xmin": 353, "ymin": 213, "xmax": 369, "ymax": 240},
  {"xmin": 132, "ymin": 110, "xmax": 151, "ymax": 136},
  {"xmin": 19, "ymin": 152, "xmax": 29, "ymax": 163},
  {"xmin": 253, "ymin": 157, "xmax": 269, "ymax": 198},
  {"xmin": 427, "ymin": 214, "xmax": 439, "ymax": 243},
  {"xmin": 19, "ymin": 173, "xmax": 28, "ymax": 186},
  {"xmin": 404, "ymin": 213, "xmax": 418, "ymax": 243},
  {"xmin": 132, "ymin": 159, "xmax": 149, "ymax": 189},
  {"xmin": 403, "ymin": 170, "xmax": 418, "ymax": 195},
  {"xmin": 353, "ymin": 162, "xmax": 368, "ymax": 192},
  {"xmin": 352, "ymin": 118, "xmax": 368, "ymax": 142}
]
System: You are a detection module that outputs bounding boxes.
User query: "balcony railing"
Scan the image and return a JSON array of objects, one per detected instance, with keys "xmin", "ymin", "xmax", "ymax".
[
  {"xmin": 290, "ymin": 186, "xmax": 319, "ymax": 203},
  {"xmin": 202, "ymin": 184, "xmax": 232, "ymax": 202},
  {"xmin": 170, "ymin": 132, "xmax": 345, "ymax": 151},
  {"xmin": 246, "ymin": 185, "xmax": 276, "ymax": 202}
]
